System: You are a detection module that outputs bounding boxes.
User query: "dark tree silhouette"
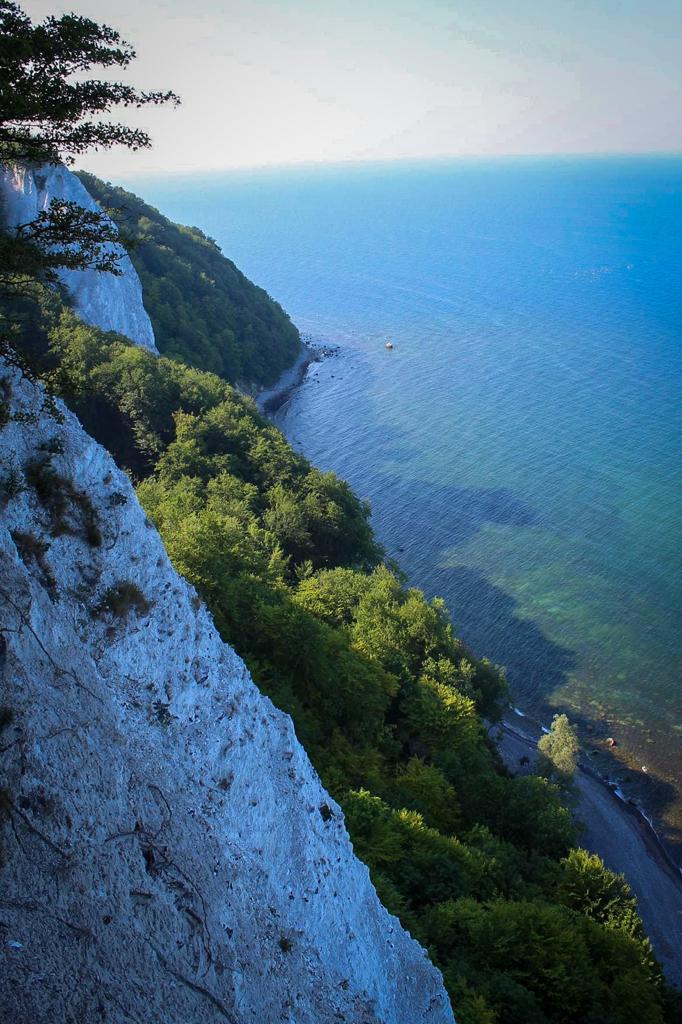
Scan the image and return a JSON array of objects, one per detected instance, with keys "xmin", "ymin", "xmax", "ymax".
[{"xmin": 0, "ymin": 0, "xmax": 178, "ymax": 289}]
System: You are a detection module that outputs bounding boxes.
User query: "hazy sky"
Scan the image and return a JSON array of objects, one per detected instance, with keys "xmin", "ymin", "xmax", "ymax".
[{"xmin": 24, "ymin": 0, "xmax": 682, "ymax": 176}]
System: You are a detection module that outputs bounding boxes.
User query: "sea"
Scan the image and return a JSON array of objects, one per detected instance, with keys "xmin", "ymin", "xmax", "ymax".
[{"xmin": 125, "ymin": 156, "xmax": 682, "ymax": 855}]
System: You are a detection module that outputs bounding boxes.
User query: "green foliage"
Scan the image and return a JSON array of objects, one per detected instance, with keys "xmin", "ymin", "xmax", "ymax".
[
  {"xmin": 423, "ymin": 897, "xmax": 666, "ymax": 1024},
  {"xmin": 295, "ymin": 564, "xmax": 507, "ymax": 722},
  {"xmin": 390, "ymin": 758, "xmax": 461, "ymax": 835},
  {"xmin": 538, "ymin": 713, "xmax": 580, "ymax": 782},
  {"xmin": 0, "ymin": 1, "xmax": 177, "ymax": 296},
  {"xmin": 557, "ymin": 849, "xmax": 649, "ymax": 945},
  {"xmin": 344, "ymin": 790, "xmax": 498, "ymax": 911},
  {"xmin": 0, "ymin": 1, "xmax": 177, "ymax": 167},
  {"xmin": 76, "ymin": 173, "xmax": 301, "ymax": 387}
]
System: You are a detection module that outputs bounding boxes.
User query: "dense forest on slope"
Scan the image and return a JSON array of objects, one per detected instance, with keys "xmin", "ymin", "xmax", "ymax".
[
  {"xmin": 76, "ymin": 172, "xmax": 301, "ymax": 386},
  {"xmin": 4, "ymin": 281, "xmax": 680, "ymax": 1024}
]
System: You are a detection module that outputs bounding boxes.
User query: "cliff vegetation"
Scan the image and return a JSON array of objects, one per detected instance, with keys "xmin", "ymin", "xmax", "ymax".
[
  {"xmin": 5, "ymin": 282, "xmax": 680, "ymax": 1024},
  {"xmin": 1, "ymin": 1, "xmax": 680, "ymax": 1020},
  {"xmin": 77, "ymin": 172, "xmax": 301, "ymax": 387}
]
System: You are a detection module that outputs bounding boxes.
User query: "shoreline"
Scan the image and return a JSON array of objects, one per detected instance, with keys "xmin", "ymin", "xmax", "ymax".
[
  {"xmin": 259, "ymin": 341, "xmax": 682, "ymax": 875},
  {"xmin": 497, "ymin": 708, "xmax": 682, "ymax": 986},
  {"xmin": 256, "ymin": 335, "xmax": 338, "ymax": 417},
  {"xmin": 501, "ymin": 707, "xmax": 682, "ymax": 883},
  {"xmin": 258, "ymin": 336, "xmax": 682, "ymax": 987}
]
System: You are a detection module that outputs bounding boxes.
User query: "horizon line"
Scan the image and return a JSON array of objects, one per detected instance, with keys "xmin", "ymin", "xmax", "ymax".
[{"xmin": 98, "ymin": 149, "xmax": 682, "ymax": 182}]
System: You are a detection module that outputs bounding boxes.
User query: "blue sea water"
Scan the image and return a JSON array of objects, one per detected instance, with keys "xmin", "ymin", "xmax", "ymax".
[{"xmin": 127, "ymin": 157, "xmax": 682, "ymax": 842}]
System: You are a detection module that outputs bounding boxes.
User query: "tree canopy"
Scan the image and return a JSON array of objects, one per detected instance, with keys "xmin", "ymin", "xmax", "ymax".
[
  {"xmin": 538, "ymin": 714, "xmax": 580, "ymax": 783},
  {"xmin": 0, "ymin": 0, "xmax": 177, "ymax": 166},
  {"xmin": 0, "ymin": 0, "xmax": 177, "ymax": 292},
  {"xmin": 78, "ymin": 173, "xmax": 301, "ymax": 386}
]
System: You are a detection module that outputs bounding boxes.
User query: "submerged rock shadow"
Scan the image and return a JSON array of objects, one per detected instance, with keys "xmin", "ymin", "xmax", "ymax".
[
  {"xmin": 283, "ymin": 374, "xmax": 682, "ymax": 865},
  {"xmin": 366, "ymin": 473, "xmax": 577, "ymax": 703},
  {"xmin": 430, "ymin": 563, "xmax": 578, "ymax": 706},
  {"xmin": 370, "ymin": 473, "xmax": 539, "ymax": 555},
  {"xmin": 376, "ymin": 479, "xmax": 682, "ymax": 864}
]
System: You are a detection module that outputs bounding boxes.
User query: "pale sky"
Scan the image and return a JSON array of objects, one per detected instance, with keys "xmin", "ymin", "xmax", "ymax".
[{"xmin": 24, "ymin": 0, "xmax": 682, "ymax": 177}]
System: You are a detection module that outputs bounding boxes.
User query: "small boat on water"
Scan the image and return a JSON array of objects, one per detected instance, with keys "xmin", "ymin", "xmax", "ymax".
[{"xmin": 385, "ymin": 339, "xmax": 394, "ymax": 349}]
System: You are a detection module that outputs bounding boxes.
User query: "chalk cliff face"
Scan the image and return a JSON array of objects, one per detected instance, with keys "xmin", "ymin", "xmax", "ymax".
[
  {"xmin": 0, "ymin": 361, "xmax": 454, "ymax": 1023},
  {"xmin": 0, "ymin": 162, "xmax": 157, "ymax": 352}
]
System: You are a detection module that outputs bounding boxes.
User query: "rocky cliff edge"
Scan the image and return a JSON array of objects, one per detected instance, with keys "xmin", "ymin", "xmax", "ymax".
[
  {"xmin": 0, "ymin": 163, "xmax": 157, "ymax": 352},
  {"xmin": 0, "ymin": 359, "xmax": 454, "ymax": 1024}
]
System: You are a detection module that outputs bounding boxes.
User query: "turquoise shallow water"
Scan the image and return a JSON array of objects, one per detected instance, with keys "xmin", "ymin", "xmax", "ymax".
[{"xmin": 127, "ymin": 157, "xmax": 682, "ymax": 846}]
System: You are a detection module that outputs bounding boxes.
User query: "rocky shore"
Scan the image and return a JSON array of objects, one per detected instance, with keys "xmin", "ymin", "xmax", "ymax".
[
  {"xmin": 257, "ymin": 336, "xmax": 682, "ymax": 991},
  {"xmin": 496, "ymin": 709, "xmax": 682, "ymax": 987},
  {"xmin": 256, "ymin": 335, "xmax": 338, "ymax": 416}
]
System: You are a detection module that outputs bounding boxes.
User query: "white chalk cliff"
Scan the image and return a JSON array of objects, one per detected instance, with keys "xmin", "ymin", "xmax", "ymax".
[
  {"xmin": 0, "ymin": 162, "xmax": 157, "ymax": 352},
  {"xmin": 0, "ymin": 359, "xmax": 454, "ymax": 1021}
]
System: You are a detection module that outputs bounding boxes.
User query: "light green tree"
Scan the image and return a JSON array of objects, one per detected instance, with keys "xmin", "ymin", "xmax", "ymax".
[{"xmin": 537, "ymin": 713, "xmax": 580, "ymax": 781}]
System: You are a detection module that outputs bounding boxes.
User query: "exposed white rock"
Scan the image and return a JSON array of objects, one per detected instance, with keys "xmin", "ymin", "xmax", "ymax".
[
  {"xmin": 0, "ymin": 162, "xmax": 157, "ymax": 352},
  {"xmin": 0, "ymin": 360, "xmax": 454, "ymax": 1024}
]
